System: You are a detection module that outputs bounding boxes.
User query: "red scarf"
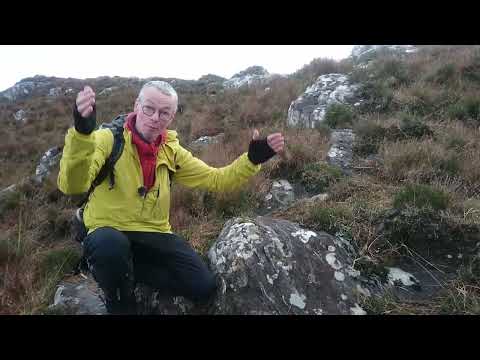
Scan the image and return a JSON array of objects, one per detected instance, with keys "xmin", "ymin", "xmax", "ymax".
[{"xmin": 125, "ymin": 113, "xmax": 167, "ymax": 191}]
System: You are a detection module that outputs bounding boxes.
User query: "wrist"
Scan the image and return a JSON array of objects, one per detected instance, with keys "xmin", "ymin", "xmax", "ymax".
[{"xmin": 73, "ymin": 103, "xmax": 96, "ymax": 135}]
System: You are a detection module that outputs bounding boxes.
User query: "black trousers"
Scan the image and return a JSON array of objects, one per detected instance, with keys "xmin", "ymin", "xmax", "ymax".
[{"xmin": 83, "ymin": 227, "xmax": 216, "ymax": 314}]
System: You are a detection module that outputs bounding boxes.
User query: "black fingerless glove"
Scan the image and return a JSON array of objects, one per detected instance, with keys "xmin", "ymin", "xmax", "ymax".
[
  {"xmin": 248, "ymin": 138, "xmax": 276, "ymax": 165},
  {"xmin": 73, "ymin": 103, "xmax": 96, "ymax": 135}
]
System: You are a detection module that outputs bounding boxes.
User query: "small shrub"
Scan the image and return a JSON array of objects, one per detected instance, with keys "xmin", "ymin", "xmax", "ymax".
[
  {"xmin": 446, "ymin": 136, "xmax": 467, "ymax": 150},
  {"xmin": 268, "ymin": 142, "xmax": 318, "ymax": 181},
  {"xmin": 300, "ymin": 162, "xmax": 343, "ymax": 193},
  {"xmin": 353, "ymin": 121, "xmax": 387, "ymax": 156},
  {"xmin": 324, "ymin": 104, "xmax": 354, "ymax": 128},
  {"xmin": 461, "ymin": 54, "xmax": 480, "ymax": 83},
  {"xmin": 375, "ymin": 58, "xmax": 410, "ymax": 86},
  {"xmin": 393, "ymin": 184, "xmax": 450, "ymax": 210},
  {"xmin": 448, "ymin": 96, "xmax": 480, "ymax": 122},
  {"xmin": 434, "ymin": 63, "xmax": 457, "ymax": 85},
  {"xmin": 0, "ymin": 189, "xmax": 22, "ymax": 219},
  {"xmin": 308, "ymin": 205, "xmax": 352, "ymax": 234},
  {"xmin": 37, "ymin": 247, "xmax": 81, "ymax": 279},
  {"xmin": 463, "ymin": 199, "xmax": 480, "ymax": 223},
  {"xmin": 435, "ymin": 154, "xmax": 461, "ymax": 177},
  {"xmin": 379, "ymin": 207, "xmax": 466, "ymax": 258},
  {"xmin": 0, "ymin": 236, "xmax": 12, "ymax": 265},
  {"xmin": 356, "ymin": 81, "xmax": 394, "ymax": 113},
  {"xmin": 399, "ymin": 114, "xmax": 433, "ymax": 139},
  {"xmin": 314, "ymin": 122, "xmax": 332, "ymax": 137},
  {"xmin": 203, "ymin": 188, "xmax": 257, "ymax": 219},
  {"xmin": 459, "ymin": 256, "xmax": 480, "ymax": 285}
]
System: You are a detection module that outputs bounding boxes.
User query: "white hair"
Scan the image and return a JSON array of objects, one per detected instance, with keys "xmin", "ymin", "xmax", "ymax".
[{"xmin": 138, "ymin": 80, "xmax": 178, "ymax": 107}]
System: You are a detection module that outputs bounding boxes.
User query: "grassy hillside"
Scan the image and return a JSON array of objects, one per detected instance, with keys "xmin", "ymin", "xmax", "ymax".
[{"xmin": 1, "ymin": 46, "xmax": 479, "ymax": 314}]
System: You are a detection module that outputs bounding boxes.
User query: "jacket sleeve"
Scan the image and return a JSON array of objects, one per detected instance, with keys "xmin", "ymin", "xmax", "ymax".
[
  {"xmin": 173, "ymin": 145, "xmax": 261, "ymax": 192},
  {"xmin": 57, "ymin": 127, "xmax": 112, "ymax": 195}
]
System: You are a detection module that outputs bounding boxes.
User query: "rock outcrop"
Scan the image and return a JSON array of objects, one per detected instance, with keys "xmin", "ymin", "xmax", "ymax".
[
  {"xmin": 287, "ymin": 74, "xmax": 360, "ymax": 128},
  {"xmin": 224, "ymin": 66, "xmax": 274, "ymax": 89},
  {"xmin": 34, "ymin": 146, "xmax": 63, "ymax": 184},
  {"xmin": 263, "ymin": 180, "xmax": 295, "ymax": 212},
  {"xmin": 351, "ymin": 45, "xmax": 418, "ymax": 65},
  {"xmin": 190, "ymin": 133, "xmax": 224, "ymax": 148},
  {"xmin": 326, "ymin": 129, "xmax": 356, "ymax": 175}
]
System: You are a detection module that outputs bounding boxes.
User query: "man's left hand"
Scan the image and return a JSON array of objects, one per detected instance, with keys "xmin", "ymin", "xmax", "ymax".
[
  {"xmin": 248, "ymin": 129, "xmax": 285, "ymax": 165},
  {"xmin": 266, "ymin": 132, "xmax": 285, "ymax": 153}
]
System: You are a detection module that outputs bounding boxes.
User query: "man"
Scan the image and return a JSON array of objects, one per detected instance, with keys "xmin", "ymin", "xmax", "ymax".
[{"xmin": 58, "ymin": 81, "xmax": 285, "ymax": 314}]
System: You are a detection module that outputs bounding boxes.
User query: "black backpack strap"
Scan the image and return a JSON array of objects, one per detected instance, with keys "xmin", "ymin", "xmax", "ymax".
[{"xmin": 77, "ymin": 115, "xmax": 126, "ymax": 207}]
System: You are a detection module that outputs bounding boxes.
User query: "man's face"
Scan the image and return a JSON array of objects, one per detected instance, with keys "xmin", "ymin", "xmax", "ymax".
[{"xmin": 134, "ymin": 87, "xmax": 176, "ymax": 142}]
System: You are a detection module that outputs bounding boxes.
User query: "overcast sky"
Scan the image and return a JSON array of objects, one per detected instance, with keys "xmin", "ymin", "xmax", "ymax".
[{"xmin": 0, "ymin": 45, "xmax": 355, "ymax": 92}]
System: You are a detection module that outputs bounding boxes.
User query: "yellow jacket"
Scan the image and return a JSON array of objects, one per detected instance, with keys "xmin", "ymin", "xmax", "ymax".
[{"xmin": 58, "ymin": 127, "xmax": 261, "ymax": 234}]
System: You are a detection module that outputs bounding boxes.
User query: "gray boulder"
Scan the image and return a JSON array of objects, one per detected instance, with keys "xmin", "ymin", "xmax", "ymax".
[
  {"xmin": 207, "ymin": 216, "xmax": 373, "ymax": 314},
  {"xmin": 48, "ymin": 275, "xmax": 107, "ymax": 315},
  {"xmin": 34, "ymin": 146, "xmax": 62, "ymax": 184},
  {"xmin": 327, "ymin": 129, "xmax": 355, "ymax": 175},
  {"xmin": 13, "ymin": 109, "xmax": 28, "ymax": 124},
  {"xmin": 263, "ymin": 180, "xmax": 295, "ymax": 211},
  {"xmin": 287, "ymin": 74, "xmax": 360, "ymax": 128},
  {"xmin": 191, "ymin": 133, "xmax": 224, "ymax": 147}
]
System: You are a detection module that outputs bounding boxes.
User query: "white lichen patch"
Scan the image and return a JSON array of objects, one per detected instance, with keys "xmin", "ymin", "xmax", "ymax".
[
  {"xmin": 312, "ymin": 308, "xmax": 323, "ymax": 315},
  {"xmin": 387, "ymin": 267, "xmax": 419, "ymax": 287},
  {"xmin": 289, "ymin": 291, "xmax": 306, "ymax": 310},
  {"xmin": 266, "ymin": 274, "xmax": 274, "ymax": 285},
  {"xmin": 328, "ymin": 146, "xmax": 345, "ymax": 159},
  {"xmin": 346, "ymin": 267, "xmax": 361, "ymax": 278},
  {"xmin": 334, "ymin": 271, "xmax": 345, "ymax": 282},
  {"xmin": 328, "ymin": 245, "xmax": 336, "ymax": 252},
  {"xmin": 325, "ymin": 252, "xmax": 343, "ymax": 270},
  {"xmin": 341, "ymin": 294, "xmax": 348, "ymax": 301},
  {"xmin": 292, "ymin": 229, "xmax": 317, "ymax": 244},
  {"xmin": 272, "ymin": 180, "xmax": 293, "ymax": 191},
  {"xmin": 209, "ymin": 222, "xmax": 262, "ymax": 273},
  {"xmin": 350, "ymin": 303, "xmax": 367, "ymax": 315}
]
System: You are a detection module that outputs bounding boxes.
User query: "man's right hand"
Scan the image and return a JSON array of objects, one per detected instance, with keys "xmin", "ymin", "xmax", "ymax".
[
  {"xmin": 76, "ymin": 86, "xmax": 96, "ymax": 118},
  {"xmin": 73, "ymin": 86, "xmax": 97, "ymax": 135}
]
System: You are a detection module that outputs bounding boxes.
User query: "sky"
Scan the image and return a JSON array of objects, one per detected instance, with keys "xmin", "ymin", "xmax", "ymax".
[{"xmin": 0, "ymin": 45, "xmax": 355, "ymax": 92}]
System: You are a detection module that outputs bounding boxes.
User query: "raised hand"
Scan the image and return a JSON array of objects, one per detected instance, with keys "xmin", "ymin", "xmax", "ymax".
[
  {"xmin": 73, "ymin": 85, "xmax": 97, "ymax": 135},
  {"xmin": 76, "ymin": 86, "xmax": 96, "ymax": 118}
]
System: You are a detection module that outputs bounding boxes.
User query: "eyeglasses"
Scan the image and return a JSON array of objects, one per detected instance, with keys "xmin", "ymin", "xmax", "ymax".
[{"xmin": 141, "ymin": 103, "xmax": 173, "ymax": 120}]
